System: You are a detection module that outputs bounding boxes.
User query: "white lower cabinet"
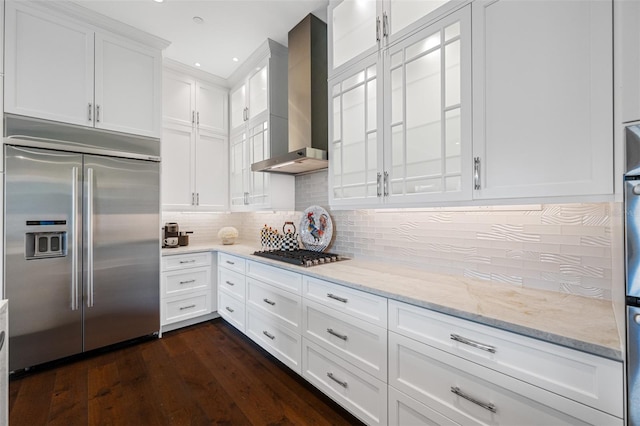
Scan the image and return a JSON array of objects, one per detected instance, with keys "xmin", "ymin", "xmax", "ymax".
[
  {"xmin": 246, "ymin": 307, "xmax": 301, "ymax": 374},
  {"xmin": 247, "ymin": 277, "xmax": 302, "ymax": 332},
  {"xmin": 217, "ymin": 253, "xmax": 247, "ymax": 333},
  {"xmin": 302, "ymin": 338, "xmax": 387, "ymax": 426},
  {"xmin": 389, "ymin": 332, "xmax": 621, "ymax": 426},
  {"xmin": 161, "ymin": 252, "xmax": 213, "ymax": 328},
  {"xmin": 302, "ymin": 298, "xmax": 387, "ymax": 381},
  {"xmin": 389, "ymin": 386, "xmax": 460, "ymax": 426}
]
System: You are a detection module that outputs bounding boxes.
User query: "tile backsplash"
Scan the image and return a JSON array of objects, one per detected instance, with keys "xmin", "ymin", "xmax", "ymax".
[{"xmin": 164, "ymin": 170, "xmax": 619, "ymax": 300}]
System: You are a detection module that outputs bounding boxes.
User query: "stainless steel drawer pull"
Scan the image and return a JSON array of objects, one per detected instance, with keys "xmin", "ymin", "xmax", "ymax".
[
  {"xmin": 327, "ymin": 328, "xmax": 348, "ymax": 341},
  {"xmin": 179, "ymin": 304, "xmax": 196, "ymax": 311},
  {"xmin": 225, "ymin": 280, "xmax": 235, "ymax": 286},
  {"xmin": 179, "ymin": 279, "xmax": 196, "ymax": 285},
  {"xmin": 226, "ymin": 306, "xmax": 234, "ymax": 313},
  {"xmin": 327, "ymin": 293, "xmax": 348, "ymax": 303},
  {"xmin": 450, "ymin": 334, "xmax": 496, "ymax": 354},
  {"xmin": 226, "ymin": 260, "xmax": 235, "ymax": 265},
  {"xmin": 263, "ymin": 330, "xmax": 275, "ymax": 340},
  {"xmin": 327, "ymin": 372, "xmax": 348, "ymax": 388},
  {"xmin": 263, "ymin": 298, "xmax": 276, "ymax": 306},
  {"xmin": 179, "ymin": 260, "xmax": 196, "ymax": 264},
  {"xmin": 451, "ymin": 386, "xmax": 496, "ymax": 413}
]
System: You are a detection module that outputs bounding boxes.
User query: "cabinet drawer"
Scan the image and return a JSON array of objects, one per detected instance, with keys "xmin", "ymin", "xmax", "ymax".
[
  {"xmin": 163, "ymin": 252, "xmax": 211, "ymax": 271},
  {"xmin": 389, "ymin": 386, "xmax": 460, "ymax": 426},
  {"xmin": 247, "ymin": 277, "xmax": 302, "ymax": 332},
  {"xmin": 389, "ymin": 332, "xmax": 622, "ymax": 426},
  {"xmin": 163, "ymin": 266, "xmax": 210, "ymax": 296},
  {"xmin": 162, "ymin": 291, "xmax": 211, "ymax": 325},
  {"xmin": 246, "ymin": 307, "xmax": 301, "ymax": 374},
  {"xmin": 218, "ymin": 290, "xmax": 245, "ymax": 332},
  {"xmin": 218, "ymin": 267, "xmax": 246, "ymax": 299},
  {"xmin": 303, "ymin": 276, "xmax": 387, "ymax": 327},
  {"xmin": 246, "ymin": 260, "xmax": 302, "ymax": 294},
  {"xmin": 389, "ymin": 300, "xmax": 623, "ymax": 417},
  {"xmin": 303, "ymin": 299, "xmax": 387, "ymax": 381},
  {"xmin": 218, "ymin": 253, "xmax": 246, "ymax": 274},
  {"xmin": 302, "ymin": 338, "xmax": 387, "ymax": 426}
]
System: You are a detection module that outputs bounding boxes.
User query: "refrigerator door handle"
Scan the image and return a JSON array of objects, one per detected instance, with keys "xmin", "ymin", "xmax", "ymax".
[
  {"xmin": 71, "ymin": 166, "xmax": 79, "ymax": 311},
  {"xmin": 87, "ymin": 167, "xmax": 95, "ymax": 308}
]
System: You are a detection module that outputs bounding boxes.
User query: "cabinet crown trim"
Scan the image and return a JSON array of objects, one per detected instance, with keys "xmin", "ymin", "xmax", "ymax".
[{"xmin": 227, "ymin": 38, "xmax": 287, "ymax": 88}]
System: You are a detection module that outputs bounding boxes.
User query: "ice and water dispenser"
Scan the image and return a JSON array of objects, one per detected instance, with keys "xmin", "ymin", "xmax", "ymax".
[{"xmin": 25, "ymin": 220, "xmax": 67, "ymax": 260}]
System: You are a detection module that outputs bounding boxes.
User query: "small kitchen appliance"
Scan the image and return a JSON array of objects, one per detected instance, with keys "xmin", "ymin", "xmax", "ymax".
[{"xmin": 163, "ymin": 222, "xmax": 179, "ymax": 248}]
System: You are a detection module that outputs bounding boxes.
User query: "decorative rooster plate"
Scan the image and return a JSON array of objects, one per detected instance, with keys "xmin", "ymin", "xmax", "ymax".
[{"xmin": 299, "ymin": 205, "xmax": 333, "ymax": 252}]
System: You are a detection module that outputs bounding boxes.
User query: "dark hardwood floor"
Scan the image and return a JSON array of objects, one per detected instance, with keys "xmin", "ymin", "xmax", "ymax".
[{"xmin": 9, "ymin": 319, "xmax": 365, "ymax": 426}]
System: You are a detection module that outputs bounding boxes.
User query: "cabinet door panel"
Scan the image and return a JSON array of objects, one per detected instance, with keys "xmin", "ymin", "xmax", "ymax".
[
  {"xmin": 384, "ymin": 6, "xmax": 471, "ymax": 204},
  {"xmin": 230, "ymin": 84, "xmax": 246, "ymax": 132},
  {"xmin": 472, "ymin": 0, "xmax": 613, "ymax": 199},
  {"xmin": 248, "ymin": 66, "xmax": 268, "ymax": 120},
  {"xmin": 5, "ymin": 3, "xmax": 94, "ymax": 127},
  {"xmin": 247, "ymin": 120, "xmax": 271, "ymax": 207},
  {"xmin": 329, "ymin": 0, "xmax": 378, "ymax": 72},
  {"xmin": 163, "ymin": 71, "xmax": 195, "ymax": 127},
  {"xmin": 196, "ymin": 81, "xmax": 227, "ymax": 134},
  {"xmin": 195, "ymin": 129, "xmax": 228, "ymax": 210},
  {"xmin": 230, "ymin": 130, "xmax": 247, "ymax": 209},
  {"xmin": 329, "ymin": 57, "xmax": 382, "ymax": 207},
  {"xmin": 161, "ymin": 124, "xmax": 194, "ymax": 210},
  {"xmin": 95, "ymin": 33, "xmax": 161, "ymax": 137}
]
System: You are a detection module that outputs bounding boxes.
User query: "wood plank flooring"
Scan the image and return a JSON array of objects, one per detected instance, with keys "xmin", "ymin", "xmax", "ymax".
[{"xmin": 9, "ymin": 319, "xmax": 365, "ymax": 426}]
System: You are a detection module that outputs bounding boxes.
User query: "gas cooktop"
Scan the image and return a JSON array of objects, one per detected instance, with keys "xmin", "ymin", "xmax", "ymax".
[{"xmin": 253, "ymin": 249, "xmax": 346, "ymax": 267}]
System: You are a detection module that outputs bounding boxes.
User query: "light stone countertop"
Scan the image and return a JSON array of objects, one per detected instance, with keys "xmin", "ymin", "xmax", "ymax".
[{"xmin": 163, "ymin": 242, "xmax": 622, "ymax": 361}]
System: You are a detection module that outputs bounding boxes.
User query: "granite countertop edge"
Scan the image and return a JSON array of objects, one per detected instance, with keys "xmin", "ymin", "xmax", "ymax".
[{"xmin": 163, "ymin": 243, "xmax": 623, "ymax": 361}]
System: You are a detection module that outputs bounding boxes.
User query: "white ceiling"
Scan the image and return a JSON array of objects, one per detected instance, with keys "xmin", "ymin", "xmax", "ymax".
[{"xmin": 74, "ymin": 0, "xmax": 329, "ymax": 80}]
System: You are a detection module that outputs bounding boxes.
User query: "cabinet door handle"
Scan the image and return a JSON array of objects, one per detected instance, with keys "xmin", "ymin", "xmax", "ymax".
[
  {"xmin": 88, "ymin": 103, "xmax": 93, "ymax": 122},
  {"xmin": 225, "ymin": 280, "xmax": 235, "ymax": 286},
  {"xmin": 327, "ymin": 293, "xmax": 348, "ymax": 303},
  {"xmin": 451, "ymin": 386, "xmax": 496, "ymax": 413},
  {"xmin": 192, "ymin": 110, "xmax": 195, "ymax": 124},
  {"xmin": 179, "ymin": 260, "xmax": 196, "ymax": 264},
  {"xmin": 327, "ymin": 328, "xmax": 348, "ymax": 341},
  {"xmin": 384, "ymin": 171, "xmax": 390, "ymax": 197},
  {"xmin": 225, "ymin": 306, "xmax": 234, "ymax": 313},
  {"xmin": 263, "ymin": 330, "xmax": 275, "ymax": 340},
  {"xmin": 450, "ymin": 333, "xmax": 496, "ymax": 354},
  {"xmin": 327, "ymin": 372, "xmax": 348, "ymax": 388},
  {"xmin": 192, "ymin": 192, "xmax": 196, "ymax": 205},
  {"xmin": 383, "ymin": 12, "xmax": 389, "ymax": 38},
  {"xmin": 179, "ymin": 279, "xmax": 196, "ymax": 285},
  {"xmin": 179, "ymin": 304, "xmax": 196, "ymax": 311},
  {"xmin": 377, "ymin": 172, "xmax": 382, "ymax": 197},
  {"xmin": 197, "ymin": 111, "xmax": 200, "ymax": 126},
  {"xmin": 263, "ymin": 298, "xmax": 276, "ymax": 306},
  {"xmin": 376, "ymin": 16, "xmax": 381, "ymax": 42},
  {"xmin": 226, "ymin": 260, "xmax": 235, "ymax": 265},
  {"xmin": 473, "ymin": 157, "xmax": 481, "ymax": 190},
  {"xmin": 196, "ymin": 193, "xmax": 200, "ymax": 206},
  {"xmin": 96, "ymin": 105, "xmax": 101, "ymax": 123}
]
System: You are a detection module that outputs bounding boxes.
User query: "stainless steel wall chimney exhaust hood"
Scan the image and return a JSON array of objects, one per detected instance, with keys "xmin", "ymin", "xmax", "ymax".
[{"xmin": 251, "ymin": 14, "xmax": 328, "ymax": 175}]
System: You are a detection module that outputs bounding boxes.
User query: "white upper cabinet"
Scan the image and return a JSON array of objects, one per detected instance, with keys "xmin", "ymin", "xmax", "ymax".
[
  {"xmin": 230, "ymin": 65, "xmax": 270, "ymax": 134},
  {"xmin": 94, "ymin": 33, "xmax": 161, "ymax": 137},
  {"xmin": 228, "ymin": 40, "xmax": 294, "ymax": 212},
  {"xmin": 5, "ymin": 3, "xmax": 94, "ymax": 128},
  {"xmin": 161, "ymin": 65, "xmax": 229, "ymax": 211},
  {"xmin": 330, "ymin": 6, "xmax": 471, "ymax": 207},
  {"xmin": 472, "ymin": 0, "xmax": 613, "ymax": 200},
  {"xmin": 329, "ymin": 0, "xmax": 464, "ymax": 74},
  {"xmin": 4, "ymin": 1, "xmax": 166, "ymax": 138}
]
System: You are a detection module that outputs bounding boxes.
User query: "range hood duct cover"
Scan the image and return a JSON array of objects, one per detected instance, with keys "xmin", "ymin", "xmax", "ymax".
[{"xmin": 251, "ymin": 14, "xmax": 328, "ymax": 175}]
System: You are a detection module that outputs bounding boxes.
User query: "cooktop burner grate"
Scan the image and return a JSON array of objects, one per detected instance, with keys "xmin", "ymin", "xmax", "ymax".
[{"xmin": 253, "ymin": 249, "xmax": 346, "ymax": 267}]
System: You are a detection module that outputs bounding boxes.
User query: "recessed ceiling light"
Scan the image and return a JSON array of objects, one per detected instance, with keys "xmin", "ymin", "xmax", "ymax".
[
  {"xmin": 195, "ymin": 62, "xmax": 201, "ymax": 67},
  {"xmin": 233, "ymin": 57, "xmax": 239, "ymax": 62},
  {"xmin": 193, "ymin": 16, "xmax": 204, "ymax": 24},
  {"xmin": 152, "ymin": 0, "xmax": 163, "ymax": 3}
]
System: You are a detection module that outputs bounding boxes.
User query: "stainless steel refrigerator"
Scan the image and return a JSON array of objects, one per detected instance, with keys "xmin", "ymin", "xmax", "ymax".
[{"xmin": 4, "ymin": 115, "xmax": 160, "ymax": 371}]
